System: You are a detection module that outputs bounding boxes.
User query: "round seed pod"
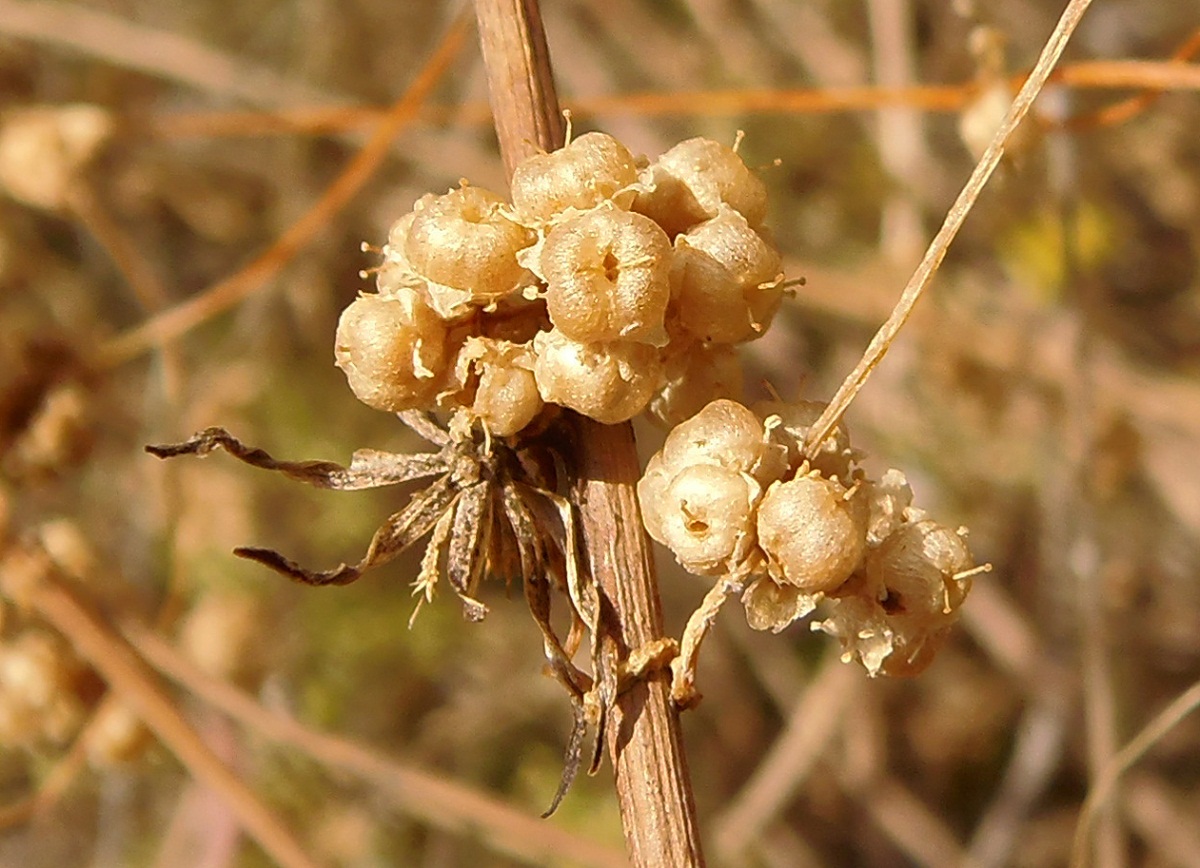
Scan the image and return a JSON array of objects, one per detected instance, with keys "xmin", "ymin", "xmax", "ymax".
[
  {"xmin": 673, "ymin": 206, "xmax": 783, "ymax": 344},
  {"xmin": 0, "ymin": 630, "xmax": 85, "ymax": 748},
  {"xmin": 334, "ymin": 290, "xmax": 450, "ymax": 413},
  {"xmin": 633, "ymin": 136, "xmax": 768, "ymax": 236},
  {"xmin": 659, "ymin": 398, "xmax": 783, "ymax": 484},
  {"xmin": 757, "ymin": 472, "xmax": 867, "ymax": 594},
  {"xmin": 452, "ymin": 338, "xmax": 544, "ymax": 437},
  {"xmin": 541, "ymin": 206, "xmax": 672, "ymax": 345},
  {"xmin": 531, "ymin": 330, "xmax": 662, "ymax": 424},
  {"xmin": 87, "ymin": 702, "xmax": 151, "ymax": 766},
  {"xmin": 648, "ymin": 463, "xmax": 758, "ymax": 575},
  {"xmin": 511, "ymin": 132, "xmax": 639, "ymax": 223},
  {"xmin": 866, "ymin": 519, "xmax": 973, "ymax": 620},
  {"xmin": 403, "ymin": 186, "xmax": 532, "ymax": 307},
  {"xmin": 648, "ymin": 341, "xmax": 743, "ymax": 428}
]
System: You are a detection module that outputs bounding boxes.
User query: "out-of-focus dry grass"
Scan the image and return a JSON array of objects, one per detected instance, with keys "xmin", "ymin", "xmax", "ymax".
[{"xmin": 1, "ymin": 1, "xmax": 1198, "ymax": 866}]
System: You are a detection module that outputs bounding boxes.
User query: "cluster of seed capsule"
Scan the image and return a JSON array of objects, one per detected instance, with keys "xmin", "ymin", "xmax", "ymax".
[
  {"xmin": 337, "ymin": 132, "xmax": 782, "ymax": 433},
  {"xmin": 638, "ymin": 399, "xmax": 979, "ymax": 677}
]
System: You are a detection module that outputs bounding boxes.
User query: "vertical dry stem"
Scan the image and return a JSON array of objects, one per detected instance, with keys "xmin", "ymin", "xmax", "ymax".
[{"xmin": 471, "ymin": 1, "xmax": 705, "ymax": 864}]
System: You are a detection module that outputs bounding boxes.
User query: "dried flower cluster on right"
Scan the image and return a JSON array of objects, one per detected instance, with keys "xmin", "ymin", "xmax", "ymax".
[{"xmin": 640, "ymin": 398, "xmax": 985, "ymax": 678}]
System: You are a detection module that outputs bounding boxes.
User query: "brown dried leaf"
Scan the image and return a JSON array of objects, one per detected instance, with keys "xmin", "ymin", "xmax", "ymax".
[
  {"xmin": 235, "ymin": 474, "xmax": 456, "ymax": 586},
  {"xmin": 146, "ymin": 427, "xmax": 447, "ymax": 489},
  {"xmin": 447, "ymin": 481, "xmax": 491, "ymax": 621}
]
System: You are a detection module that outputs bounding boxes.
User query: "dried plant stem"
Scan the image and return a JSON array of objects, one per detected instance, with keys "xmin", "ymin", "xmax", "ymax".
[
  {"xmin": 471, "ymin": 1, "xmax": 704, "ymax": 864},
  {"xmin": 23, "ymin": 572, "xmax": 318, "ymax": 868},
  {"xmin": 803, "ymin": 0, "xmax": 1095, "ymax": 456},
  {"xmin": 1070, "ymin": 676, "xmax": 1200, "ymax": 867}
]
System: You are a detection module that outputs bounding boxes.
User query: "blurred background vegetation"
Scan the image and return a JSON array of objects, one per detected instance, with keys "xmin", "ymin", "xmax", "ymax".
[{"xmin": 1, "ymin": 0, "xmax": 1198, "ymax": 865}]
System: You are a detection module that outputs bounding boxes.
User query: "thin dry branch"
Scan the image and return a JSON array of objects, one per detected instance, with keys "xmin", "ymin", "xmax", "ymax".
[
  {"xmin": 1071, "ymin": 676, "xmax": 1200, "ymax": 867},
  {"xmin": 0, "ymin": 0, "xmax": 340, "ymax": 107},
  {"xmin": 96, "ymin": 12, "xmax": 470, "ymax": 369},
  {"xmin": 800, "ymin": 0, "xmax": 1096, "ymax": 456},
  {"xmin": 123, "ymin": 622, "xmax": 629, "ymax": 868},
  {"xmin": 19, "ymin": 570, "xmax": 318, "ymax": 868}
]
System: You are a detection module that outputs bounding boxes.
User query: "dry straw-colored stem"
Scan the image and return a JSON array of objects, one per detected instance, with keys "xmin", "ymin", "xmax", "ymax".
[
  {"xmin": 21, "ymin": 570, "xmax": 318, "ymax": 868},
  {"xmin": 471, "ymin": 1, "xmax": 704, "ymax": 865},
  {"xmin": 96, "ymin": 12, "xmax": 470, "ymax": 369},
  {"xmin": 803, "ymin": 0, "xmax": 1096, "ymax": 456},
  {"xmin": 123, "ymin": 621, "xmax": 628, "ymax": 868}
]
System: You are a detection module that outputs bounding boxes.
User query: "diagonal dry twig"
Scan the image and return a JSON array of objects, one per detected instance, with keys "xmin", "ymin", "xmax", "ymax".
[
  {"xmin": 96, "ymin": 11, "xmax": 471, "ymax": 369},
  {"xmin": 802, "ymin": 0, "xmax": 1097, "ymax": 457},
  {"xmin": 123, "ymin": 621, "xmax": 629, "ymax": 868}
]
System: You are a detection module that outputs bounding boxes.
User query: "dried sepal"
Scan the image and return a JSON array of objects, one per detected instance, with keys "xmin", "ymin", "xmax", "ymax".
[
  {"xmin": 447, "ymin": 481, "xmax": 491, "ymax": 621},
  {"xmin": 235, "ymin": 474, "xmax": 457, "ymax": 586},
  {"xmin": 741, "ymin": 576, "xmax": 821, "ymax": 633},
  {"xmin": 146, "ymin": 427, "xmax": 448, "ymax": 489}
]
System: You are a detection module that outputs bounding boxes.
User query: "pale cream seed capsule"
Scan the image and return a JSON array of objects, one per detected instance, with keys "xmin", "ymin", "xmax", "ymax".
[
  {"xmin": 452, "ymin": 338, "xmax": 544, "ymax": 437},
  {"xmin": 334, "ymin": 291, "xmax": 450, "ymax": 413},
  {"xmin": 673, "ymin": 205, "xmax": 783, "ymax": 344},
  {"xmin": 404, "ymin": 186, "xmax": 532, "ymax": 303},
  {"xmin": 633, "ymin": 136, "xmax": 768, "ymax": 236},
  {"xmin": 652, "ymin": 463, "xmax": 758, "ymax": 576},
  {"xmin": 511, "ymin": 132, "xmax": 639, "ymax": 223},
  {"xmin": 757, "ymin": 473, "xmax": 867, "ymax": 594},
  {"xmin": 866, "ymin": 520, "xmax": 973, "ymax": 619},
  {"xmin": 532, "ymin": 330, "xmax": 662, "ymax": 424},
  {"xmin": 659, "ymin": 398, "xmax": 783, "ymax": 483},
  {"xmin": 541, "ymin": 206, "xmax": 672, "ymax": 345}
]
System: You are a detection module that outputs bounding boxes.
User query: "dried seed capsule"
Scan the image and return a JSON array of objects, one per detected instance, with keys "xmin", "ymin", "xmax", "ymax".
[
  {"xmin": 633, "ymin": 136, "xmax": 768, "ymax": 236},
  {"xmin": 645, "ymin": 463, "xmax": 758, "ymax": 576},
  {"xmin": 0, "ymin": 630, "xmax": 85, "ymax": 748},
  {"xmin": 541, "ymin": 206, "xmax": 672, "ymax": 345},
  {"xmin": 673, "ymin": 206, "xmax": 783, "ymax": 344},
  {"xmin": 532, "ymin": 330, "xmax": 662, "ymax": 424},
  {"xmin": 452, "ymin": 338, "xmax": 543, "ymax": 437},
  {"xmin": 756, "ymin": 472, "xmax": 867, "ymax": 594},
  {"xmin": 866, "ymin": 519, "xmax": 973, "ymax": 620},
  {"xmin": 659, "ymin": 398, "xmax": 784, "ymax": 484},
  {"xmin": 511, "ymin": 132, "xmax": 639, "ymax": 223},
  {"xmin": 334, "ymin": 290, "xmax": 450, "ymax": 413},
  {"xmin": 0, "ymin": 104, "xmax": 114, "ymax": 211},
  {"xmin": 648, "ymin": 341, "xmax": 743, "ymax": 428},
  {"xmin": 403, "ymin": 186, "xmax": 533, "ymax": 310}
]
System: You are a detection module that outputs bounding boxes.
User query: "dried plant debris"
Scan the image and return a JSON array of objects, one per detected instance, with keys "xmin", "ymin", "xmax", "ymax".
[{"xmin": 147, "ymin": 408, "xmax": 608, "ymax": 813}]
